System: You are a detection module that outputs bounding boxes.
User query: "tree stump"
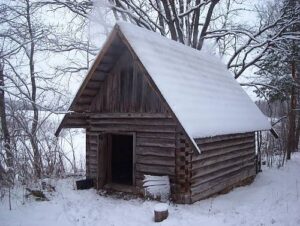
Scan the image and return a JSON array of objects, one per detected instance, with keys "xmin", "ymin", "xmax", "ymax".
[{"xmin": 154, "ymin": 203, "xmax": 168, "ymax": 222}]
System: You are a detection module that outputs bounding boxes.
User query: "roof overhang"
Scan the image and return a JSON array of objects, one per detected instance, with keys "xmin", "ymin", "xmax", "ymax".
[
  {"xmin": 55, "ymin": 22, "xmax": 274, "ymax": 155},
  {"xmin": 55, "ymin": 25, "xmax": 127, "ymax": 136}
]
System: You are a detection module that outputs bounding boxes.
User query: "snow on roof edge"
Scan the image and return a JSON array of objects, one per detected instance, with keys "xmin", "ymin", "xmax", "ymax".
[{"xmin": 117, "ymin": 21, "xmax": 271, "ymax": 143}]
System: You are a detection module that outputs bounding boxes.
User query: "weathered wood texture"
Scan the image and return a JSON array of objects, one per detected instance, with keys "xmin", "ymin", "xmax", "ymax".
[
  {"xmin": 85, "ymin": 115, "xmax": 177, "ymax": 194},
  {"xmin": 90, "ymin": 50, "xmax": 167, "ymax": 114},
  {"xmin": 82, "ymin": 49, "xmax": 179, "ymax": 197},
  {"xmin": 72, "ymin": 33, "xmax": 126, "ymax": 112},
  {"xmin": 190, "ymin": 132, "xmax": 256, "ymax": 203},
  {"xmin": 173, "ymin": 129, "xmax": 193, "ymax": 203},
  {"xmin": 68, "ymin": 42, "xmax": 257, "ymax": 204},
  {"xmin": 86, "ymin": 130, "xmax": 98, "ymax": 179}
]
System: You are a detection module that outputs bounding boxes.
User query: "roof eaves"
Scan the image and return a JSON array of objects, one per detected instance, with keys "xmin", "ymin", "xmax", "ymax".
[{"xmin": 55, "ymin": 25, "xmax": 120, "ymax": 136}]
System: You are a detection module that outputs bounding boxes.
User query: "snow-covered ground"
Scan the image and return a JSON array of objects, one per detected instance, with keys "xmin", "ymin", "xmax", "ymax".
[{"xmin": 1, "ymin": 153, "xmax": 300, "ymax": 226}]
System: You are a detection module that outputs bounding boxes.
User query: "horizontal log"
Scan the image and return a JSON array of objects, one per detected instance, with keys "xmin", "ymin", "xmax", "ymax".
[
  {"xmin": 88, "ymin": 150, "xmax": 97, "ymax": 155},
  {"xmin": 87, "ymin": 146, "xmax": 97, "ymax": 152},
  {"xmin": 89, "ymin": 164, "xmax": 97, "ymax": 172},
  {"xmin": 197, "ymin": 136, "xmax": 255, "ymax": 152},
  {"xmin": 86, "ymin": 153, "xmax": 97, "ymax": 159},
  {"xmin": 88, "ymin": 138, "xmax": 98, "ymax": 145},
  {"xmin": 73, "ymin": 105, "xmax": 90, "ymax": 112},
  {"xmin": 192, "ymin": 145, "xmax": 255, "ymax": 169},
  {"xmin": 136, "ymin": 146, "xmax": 175, "ymax": 157},
  {"xmin": 89, "ymin": 118, "xmax": 176, "ymax": 126},
  {"xmin": 85, "ymin": 81, "xmax": 102, "ymax": 89},
  {"xmin": 87, "ymin": 148, "xmax": 96, "ymax": 154},
  {"xmin": 89, "ymin": 124, "xmax": 176, "ymax": 133},
  {"xmin": 88, "ymin": 141, "xmax": 98, "ymax": 146},
  {"xmin": 81, "ymin": 88, "xmax": 99, "ymax": 96},
  {"xmin": 195, "ymin": 132, "xmax": 254, "ymax": 145},
  {"xmin": 88, "ymin": 134, "xmax": 98, "ymax": 138},
  {"xmin": 193, "ymin": 141, "xmax": 255, "ymax": 161},
  {"xmin": 191, "ymin": 167, "xmax": 256, "ymax": 202},
  {"xmin": 77, "ymin": 96, "xmax": 94, "ymax": 104},
  {"xmin": 136, "ymin": 163, "xmax": 175, "ymax": 176},
  {"xmin": 192, "ymin": 154, "xmax": 254, "ymax": 180},
  {"xmin": 137, "ymin": 132, "xmax": 175, "ymax": 140},
  {"xmin": 136, "ymin": 155, "xmax": 175, "ymax": 167},
  {"xmin": 136, "ymin": 137, "xmax": 175, "ymax": 148},
  {"xmin": 191, "ymin": 162, "xmax": 255, "ymax": 189},
  {"xmin": 88, "ymin": 158, "xmax": 98, "ymax": 165},
  {"xmin": 89, "ymin": 113, "xmax": 172, "ymax": 119}
]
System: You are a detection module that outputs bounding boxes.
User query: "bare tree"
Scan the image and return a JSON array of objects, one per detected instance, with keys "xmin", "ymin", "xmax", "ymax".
[
  {"xmin": 246, "ymin": 0, "xmax": 300, "ymax": 162},
  {"xmin": 0, "ymin": 0, "xmax": 93, "ymax": 181},
  {"xmin": 0, "ymin": 62, "xmax": 13, "ymax": 172}
]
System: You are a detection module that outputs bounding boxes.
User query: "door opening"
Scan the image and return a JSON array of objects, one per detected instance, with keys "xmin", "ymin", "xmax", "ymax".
[{"xmin": 111, "ymin": 134, "xmax": 133, "ymax": 185}]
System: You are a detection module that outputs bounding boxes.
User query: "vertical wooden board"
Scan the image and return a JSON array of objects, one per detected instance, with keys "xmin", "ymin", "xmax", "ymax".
[
  {"xmin": 88, "ymin": 48, "xmax": 169, "ymax": 114},
  {"xmin": 97, "ymin": 133, "xmax": 108, "ymax": 188},
  {"xmin": 106, "ymin": 134, "xmax": 112, "ymax": 183},
  {"xmin": 116, "ymin": 70, "xmax": 121, "ymax": 112},
  {"xmin": 120, "ymin": 69, "xmax": 125, "ymax": 112},
  {"xmin": 132, "ymin": 62, "xmax": 141, "ymax": 112},
  {"xmin": 131, "ymin": 65, "xmax": 137, "ymax": 112},
  {"xmin": 86, "ymin": 133, "xmax": 90, "ymax": 177},
  {"xmin": 132, "ymin": 132, "xmax": 136, "ymax": 186}
]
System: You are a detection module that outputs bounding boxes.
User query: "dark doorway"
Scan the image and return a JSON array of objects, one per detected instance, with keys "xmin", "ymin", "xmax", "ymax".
[{"xmin": 111, "ymin": 134, "xmax": 133, "ymax": 185}]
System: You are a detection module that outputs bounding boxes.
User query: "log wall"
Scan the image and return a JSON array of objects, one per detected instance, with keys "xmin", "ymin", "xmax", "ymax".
[
  {"xmin": 85, "ymin": 114, "xmax": 177, "ymax": 194},
  {"xmin": 86, "ymin": 130, "xmax": 98, "ymax": 179},
  {"xmin": 174, "ymin": 129, "xmax": 193, "ymax": 203},
  {"xmin": 72, "ymin": 44, "xmax": 257, "ymax": 204},
  {"xmin": 190, "ymin": 132, "xmax": 256, "ymax": 203}
]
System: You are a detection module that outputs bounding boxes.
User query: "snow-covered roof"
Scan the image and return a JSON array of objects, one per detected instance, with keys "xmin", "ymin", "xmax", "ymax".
[{"xmin": 118, "ymin": 22, "xmax": 271, "ymax": 139}]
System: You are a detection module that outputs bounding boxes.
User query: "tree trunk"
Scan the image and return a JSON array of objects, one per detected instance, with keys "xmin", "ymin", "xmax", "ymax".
[
  {"xmin": 295, "ymin": 112, "xmax": 300, "ymax": 150},
  {"xmin": 0, "ymin": 63, "xmax": 13, "ymax": 170},
  {"xmin": 287, "ymin": 61, "xmax": 297, "ymax": 160},
  {"xmin": 26, "ymin": 0, "xmax": 42, "ymax": 178},
  {"xmin": 197, "ymin": 0, "xmax": 220, "ymax": 50}
]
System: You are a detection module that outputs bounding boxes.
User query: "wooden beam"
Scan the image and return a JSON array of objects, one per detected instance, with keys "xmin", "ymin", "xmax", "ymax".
[{"xmin": 67, "ymin": 26, "xmax": 119, "ymax": 111}]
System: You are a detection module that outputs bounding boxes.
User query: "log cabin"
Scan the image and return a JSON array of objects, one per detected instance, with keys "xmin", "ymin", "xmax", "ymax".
[{"xmin": 55, "ymin": 22, "xmax": 271, "ymax": 204}]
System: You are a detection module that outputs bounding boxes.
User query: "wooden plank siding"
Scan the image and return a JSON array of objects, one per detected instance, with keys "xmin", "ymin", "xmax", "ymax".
[
  {"xmin": 89, "ymin": 49, "xmax": 167, "ymax": 114},
  {"xmin": 190, "ymin": 132, "xmax": 256, "ymax": 203}
]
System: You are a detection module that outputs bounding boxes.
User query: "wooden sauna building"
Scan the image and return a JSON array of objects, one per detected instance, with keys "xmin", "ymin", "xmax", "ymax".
[{"xmin": 55, "ymin": 22, "xmax": 271, "ymax": 204}]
